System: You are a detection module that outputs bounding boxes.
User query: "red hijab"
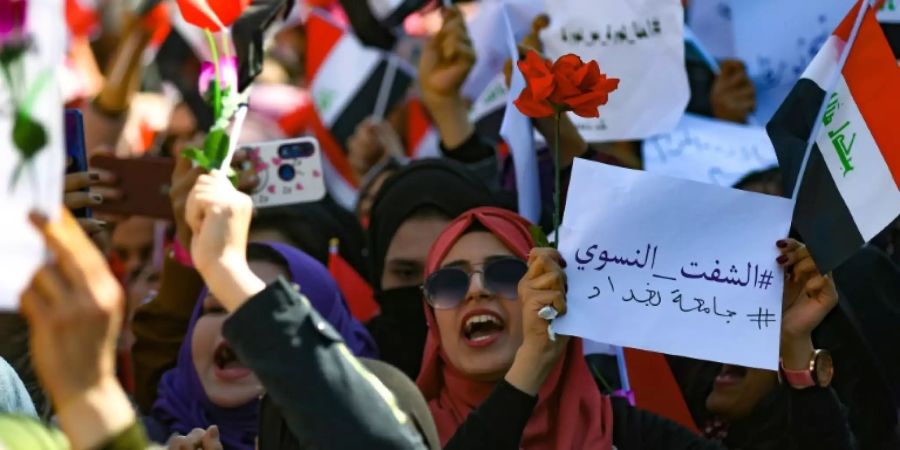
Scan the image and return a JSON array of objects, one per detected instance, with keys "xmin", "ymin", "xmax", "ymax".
[{"xmin": 416, "ymin": 207, "xmax": 614, "ymax": 449}]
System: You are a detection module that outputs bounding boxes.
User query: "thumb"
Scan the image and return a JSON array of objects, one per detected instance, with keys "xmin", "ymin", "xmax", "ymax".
[{"xmin": 202, "ymin": 425, "xmax": 222, "ymax": 450}]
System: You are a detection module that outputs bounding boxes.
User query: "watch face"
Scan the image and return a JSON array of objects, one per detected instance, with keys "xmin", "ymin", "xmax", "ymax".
[{"xmin": 815, "ymin": 351, "xmax": 835, "ymax": 387}]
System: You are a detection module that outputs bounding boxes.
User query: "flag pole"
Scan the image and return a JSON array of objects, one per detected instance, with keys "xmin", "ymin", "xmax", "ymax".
[
  {"xmin": 615, "ymin": 346, "xmax": 635, "ymax": 406},
  {"xmin": 372, "ymin": 55, "xmax": 399, "ymax": 121},
  {"xmin": 789, "ymin": 0, "xmax": 871, "ymax": 201}
]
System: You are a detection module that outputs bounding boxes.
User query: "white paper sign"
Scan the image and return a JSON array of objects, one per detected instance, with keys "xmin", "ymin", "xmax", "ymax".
[
  {"xmin": 686, "ymin": 0, "xmax": 735, "ymax": 59},
  {"xmin": 642, "ymin": 114, "xmax": 779, "ymax": 187},
  {"xmin": 462, "ymin": 0, "xmax": 545, "ymax": 101},
  {"xmin": 0, "ymin": 0, "xmax": 65, "ymax": 309},
  {"xmin": 730, "ymin": 0, "xmax": 855, "ymax": 123},
  {"xmin": 500, "ymin": 7, "xmax": 541, "ymax": 223},
  {"xmin": 877, "ymin": 0, "xmax": 900, "ymax": 24},
  {"xmin": 553, "ymin": 159, "xmax": 792, "ymax": 370},
  {"xmin": 541, "ymin": 0, "xmax": 690, "ymax": 142}
]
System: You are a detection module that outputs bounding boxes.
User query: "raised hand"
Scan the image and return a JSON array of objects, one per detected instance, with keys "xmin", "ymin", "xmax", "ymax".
[
  {"xmin": 185, "ymin": 172, "xmax": 264, "ymax": 311},
  {"xmin": 776, "ymin": 239, "xmax": 838, "ymax": 370},
  {"xmin": 21, "ymin": 209, "xmax": 134, "ymax": 450},
  {"xmin": 506, "ymin": 247, "xmax": 569, "ymax": 395},
  {"xmin": 418, "ymin": 6, "xmax": 477, "ymax": 103},
  {"xmin": 710, "ymin": 59, "xmax": 756, "ymax": 124}
]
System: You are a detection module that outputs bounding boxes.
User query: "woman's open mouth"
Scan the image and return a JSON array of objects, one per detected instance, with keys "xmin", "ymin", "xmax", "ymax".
[
  {"xmin": 212, "ymin": 341, "xmax": 252, "ymax": 382},
  {"xmin": 460, "ymin": 310, "xmax": 505, "ymax": 348},
  {"xmin": 714, "ymin": 364, "xmax": 748, "ymax": 389}
]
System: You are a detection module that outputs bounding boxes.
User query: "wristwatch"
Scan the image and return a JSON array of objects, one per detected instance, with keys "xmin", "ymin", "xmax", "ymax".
[{"xmin": 780, "ymin": 349, "xmax": 834, "ymax": 389}]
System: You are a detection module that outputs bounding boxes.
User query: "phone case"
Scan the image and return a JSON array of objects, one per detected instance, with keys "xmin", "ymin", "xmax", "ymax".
[
  {"xmin": 89, "ymin": 155, "xmax": 175, "ymax": 220},
  {"xmin": 65, "ymin": 109, "xmax": 91, "ymax": 218},
  {"xmin": 244, "ymin": 137, "xmax": 327, "ymax": 208}
]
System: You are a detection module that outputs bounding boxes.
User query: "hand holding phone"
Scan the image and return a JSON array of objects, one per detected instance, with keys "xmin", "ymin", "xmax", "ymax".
[{"xmin": 89, "ymin": 155, "xmax": 176, "ymax": 220}]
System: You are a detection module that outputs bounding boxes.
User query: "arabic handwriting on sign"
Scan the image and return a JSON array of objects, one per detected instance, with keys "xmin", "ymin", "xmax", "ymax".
[
  {"xmin": 574, "ymin": 244, "xmax": 658, "ymax": 272},
  {"xmin": 670, "ymin": 290, "xmax": 736, "ymax": 323},
  {"xmin": 589, "ymin": 286, "xmax": 601, "ymax": 299},
  {"xmin": 560, "ymin": 18, "xmax": 663, "ymax": 46},
  {"xmin": 713, "ymin": 297, "xmax": 737, "ymax": 323},
  {"xmin": 680, "ymin": 261, "xmax": 755, "ymax": 287},
  {"xmin": 827, "ymin": 120, "xmax": 856, "ymax": 177},
  {"xmin": 622, "ymin": 283, "xmax": 662, "ymax": 307}
]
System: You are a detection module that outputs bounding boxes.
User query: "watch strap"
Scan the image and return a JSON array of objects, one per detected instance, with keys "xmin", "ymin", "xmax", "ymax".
[{"xmin": 780, "ymin": 358, "xmax": 815, "ymax": 389}]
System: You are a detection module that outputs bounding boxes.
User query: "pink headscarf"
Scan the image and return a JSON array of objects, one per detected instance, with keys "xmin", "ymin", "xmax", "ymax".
[{"xmin": 416, "ymin": 206, "xmax": 614, "ymax": 449}]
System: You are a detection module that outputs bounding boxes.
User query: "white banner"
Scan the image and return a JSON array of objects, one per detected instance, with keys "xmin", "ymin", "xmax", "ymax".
[
  {"xmin": 541, "ymin": 0, "xmax": 690, "ymax": 142},
  {"xmin": 730, "ymin": 0, "xmax": 855, "ymax": 123},
  {"xmin": 0, "ymin": 0, "xmax": 65, "ymax": 309},
  {"xmin": 500, "ymin": 6, "xmax": 541, "ymax": 223},
  {"xmin": 553, "ymin": 159, "xmax": 792, "ymax": 370},
  {"xmin": 642, "ymin": 114, "xmax": 779, "ymax": 187}
]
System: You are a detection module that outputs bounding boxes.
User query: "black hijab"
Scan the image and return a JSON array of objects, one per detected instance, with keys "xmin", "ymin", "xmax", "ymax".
[
  {"xmin": 367, "ymin": 158, "xmax": 498, "ymax": 292},
  {"xmin": 365, "ymin": 159, "xmax": 498, "ymax": 379}
]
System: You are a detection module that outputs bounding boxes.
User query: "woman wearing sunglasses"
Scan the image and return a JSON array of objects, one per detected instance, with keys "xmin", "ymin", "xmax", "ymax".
[{"xmin": 417, "ymin": 207, "xmax": 854, "ymax": 450}]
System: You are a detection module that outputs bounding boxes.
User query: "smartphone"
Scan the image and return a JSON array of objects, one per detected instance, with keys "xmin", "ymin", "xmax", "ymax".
[
  {"xmin": 65, "ymin": 109, "xmax": 91, "ymax": 218},
  {"xmin": 89, "ymin": 155, "xmax": 175, "ymax": 220},
  {"xmin": 243, "ymin": 137, "xmax": 326, "ymax": 208}
]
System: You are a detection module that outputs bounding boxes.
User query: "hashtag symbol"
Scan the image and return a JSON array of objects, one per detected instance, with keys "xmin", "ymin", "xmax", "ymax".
[
  {"xmin": 757, "ymin": 269, "xmax": 773, "ymax": 290},
  {"xmin": 747, "ymin": 307, "xmax": 776, "ymax": 330}
]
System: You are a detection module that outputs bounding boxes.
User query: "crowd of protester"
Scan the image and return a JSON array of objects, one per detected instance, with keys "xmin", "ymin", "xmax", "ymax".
[{"xmin": 1, "ymin": 0, "xmax": 899, "ymax": 449}]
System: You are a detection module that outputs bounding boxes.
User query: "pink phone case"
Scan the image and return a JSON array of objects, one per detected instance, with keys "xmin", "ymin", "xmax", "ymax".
[{"xmin": 243, "ymin": 137, "xmax": 327, "ymax": 208}]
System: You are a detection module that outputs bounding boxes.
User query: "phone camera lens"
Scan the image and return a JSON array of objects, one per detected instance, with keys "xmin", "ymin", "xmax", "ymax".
[
  {"xmin": 277, "ymin": 142, "xmax": 315, "ymax": 159},
  {"xmin": 278, "ymin": 164, "xmax": 296, "ymax": 181}
]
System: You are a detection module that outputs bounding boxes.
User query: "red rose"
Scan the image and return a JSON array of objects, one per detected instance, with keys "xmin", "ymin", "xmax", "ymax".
[
  {"xmin": 175, "ymin": 0, "xmax": 250, "ymax": 30},
  {"xmin": 514, "ymin": 50, "xmax": 619, "ymax": 119}
]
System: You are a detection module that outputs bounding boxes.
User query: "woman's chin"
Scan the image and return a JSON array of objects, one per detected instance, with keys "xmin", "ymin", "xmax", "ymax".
[{"xmin": 203, "ymin": 374, "xmax": 263, "ymax": 408}]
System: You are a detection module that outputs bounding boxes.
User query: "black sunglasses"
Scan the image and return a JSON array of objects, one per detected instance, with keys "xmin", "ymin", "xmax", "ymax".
[{"xmin": 423, "ymin": 257, "xmax": 528, "ymax": 310}]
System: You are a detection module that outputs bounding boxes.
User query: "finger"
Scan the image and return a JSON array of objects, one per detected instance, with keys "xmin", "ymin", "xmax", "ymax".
[
  {"xmin": 64, "ymin": 191, "xmax": 103, "ymax": 210},
  {"xmin": 30, "ymin": 209, "xmax": 106, "ymax": 291},
  {"xmin": 63, "ymin": 172, "xmax": 100, "ymax": 192},
  {"xmin": 804, "ymin": 274, "xmax": 829, "ymax": 298},
  {"xmin": 29, "ymin": 264, "xmax": 69, "ymax": 308},
  {"xmin": 529, "ymin": 270, "xmax": 565, "ymax": 292},
  {"xmin": 19, "ymin": 289, "xmax": 51, "ymax": 324},
  {"xmin": 524, "ymin": 252, "xmax": 550, "ymax": 280},
  {"xmin": 201, "ymin": 426, "xmax": 223, "ymax": 450},
  {"xmin": 77, "ymin": 218, "xmax": 108, "ymax": 235},
  {"xmin": 776, "ymin": 238, "xmax": 803, "ymax": 254},
  {"xmin": 89, "ymin": 168, "xmax": 118, "ymax": 185},
  {"xmin": 778, "ymin": 244, "xmax": 810, "ymax": 269},
  {"xmin": 530, "ymin": 289, "xmax": 567, "ymax": 316},
  {"xmin": 792, "ymin": 256, "xmax": 819, "ymax": 283},
  {"xmin": 90, "ymin": 186, "xmax": 124, "ymax": 201}
]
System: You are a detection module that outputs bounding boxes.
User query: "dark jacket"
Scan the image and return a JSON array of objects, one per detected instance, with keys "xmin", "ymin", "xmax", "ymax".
[
  {"xmin": 444, "ymin": 378, "xmax": 854, "ymax": 450},
  {"xmin": 223, "ymin": 278, "xmax": 430, "ymax": 450}
]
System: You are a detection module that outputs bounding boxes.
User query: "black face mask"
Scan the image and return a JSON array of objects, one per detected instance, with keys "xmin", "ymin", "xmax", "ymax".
[{"xmin": 370, "ymin": 286, "xmax": 428, "ymax": 379}]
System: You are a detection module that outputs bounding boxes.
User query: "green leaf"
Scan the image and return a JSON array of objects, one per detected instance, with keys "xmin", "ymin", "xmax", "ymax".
[
  {"xmin": 529, "ymin": 224, "xmax": 551, "ymax": 248},
  {"xmin": 211, "ymin": 78, "xmax": 223, "ymax": 122},
  {"xmin": 203, "ymin": 129, "xmax": 230, "ymax": 169},
  {"xmin": 12, "ymin": 112, "xmax": 47, "ymax": 160},
  {"xmin": 181, "ymin": 147, "xmax": 211, "ymax": 169}
]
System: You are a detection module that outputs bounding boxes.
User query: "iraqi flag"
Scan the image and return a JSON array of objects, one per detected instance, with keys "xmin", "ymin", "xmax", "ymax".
[
  {"xmin": 305, "ymin": 11, "xmax": 414, "ymax": 209},
  {"xmin": 338, "ymin": 0, "xmax": 431, "ymax": 49},
  {"xmin": 768, "ymin": 0, "xmax": 900, "ymax": 274}
]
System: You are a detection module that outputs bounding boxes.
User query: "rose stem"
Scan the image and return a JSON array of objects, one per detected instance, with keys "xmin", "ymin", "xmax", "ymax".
[
  {"xmin": 204, "ymin": 28, "xmax": 222, "ymax": 120},
  {"xmin": 553, "ymin": 110, "xmax": 561, "ymax": 249}
]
